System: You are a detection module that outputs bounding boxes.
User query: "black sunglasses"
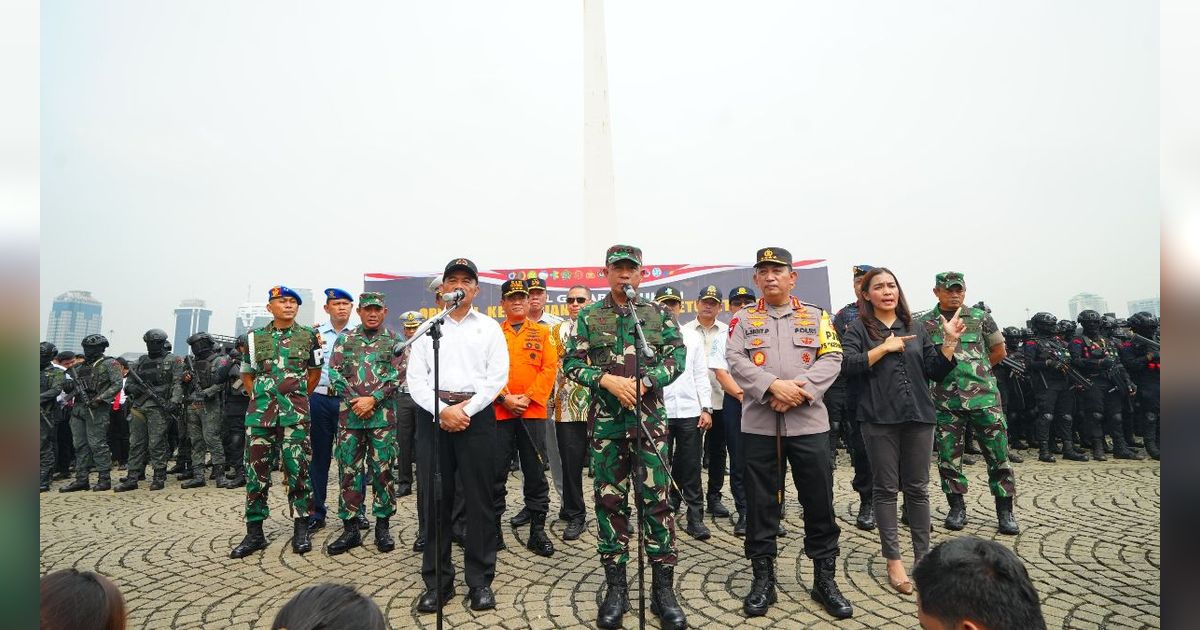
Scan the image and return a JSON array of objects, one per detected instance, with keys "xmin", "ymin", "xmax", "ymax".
[{"xmin": 565, "ymin": 297, "xmax": 588, "ymax": 304}]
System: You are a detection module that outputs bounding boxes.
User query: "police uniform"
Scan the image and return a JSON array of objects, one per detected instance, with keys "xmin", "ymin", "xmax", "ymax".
[
  {"xmin": 1022, "ymin": 313, "xmax": 1089, "ymax": 462},
  {"xmin": 309, "ymin": 288, "xmax": 356, "ymax": 529},
  {"xmin": 725, "ymin": 247, "xmax": 852, "ymax": 620},
  {"xmin": 395, "ymin": 310, "xmax": 423, "ymax": 496}
]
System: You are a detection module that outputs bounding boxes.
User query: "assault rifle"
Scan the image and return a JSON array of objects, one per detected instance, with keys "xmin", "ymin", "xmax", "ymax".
[
  {"xmin": 998, "ymin": 356, "xmax": 1027, "ymax": 377},
  {"xmin": 1031, "ymin": 337, "xmax": 1092, "ymax": 389},
  {"xmin": 125, "ymin": 361, "xmax": 181, "ymax": 422}
]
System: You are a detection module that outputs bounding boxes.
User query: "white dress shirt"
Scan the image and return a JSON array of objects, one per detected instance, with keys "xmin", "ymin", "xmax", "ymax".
[
  {"xmin": 683, "ymin": 318, "xmax": 728, "ymax": 410},
  {"xmin": 662, "ymin": 325, "xmax": 712, "ymax": 418},
  {"xmin": 408, "ymin": 308, "xmax": 510, "ymax": 418},
  {"xmin": 709, "ymin": 331, "xmax": 729, "ymax": 371}
]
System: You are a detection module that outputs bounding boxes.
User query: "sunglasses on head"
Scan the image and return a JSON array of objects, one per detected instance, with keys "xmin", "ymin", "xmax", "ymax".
[{"xmin": 566, "ymin": 297, "xmax": 588, "ymax": 304}]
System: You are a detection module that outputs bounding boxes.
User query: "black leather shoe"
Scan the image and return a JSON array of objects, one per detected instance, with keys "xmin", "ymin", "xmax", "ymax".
[
  {"xmin": 944, "ymin": 494, "xmax": 967, "ymax": 531},
  {"xmin": 811, "ymin": 557, "xmax": 853, "ymax": 619},
  {"xmin": 230, "ymin": 522, "xmax": 268, "ymax": 559},
  {"xmin": 326, "ymin": 520, "xmax": 362, "ymax": 555},
  {"xmin": 468, "ymin": 586, "xmax": 496, "ymax": 611},
  {"xmin": 396, "ymin": 484, "xmax": 412, "ymax": 497},
  {"xmin": 416, "ymin": 586, "xmax": 454, "ymax": 613},
  {"xmin": 59, "ymin": 479, "xmax": 89, "ymax": 493},
  {"xmin": 291, "ymin": 518, "xmax": 312, "ymax": 554},
  {"xmin": 411, "ymin": 534, "xmax": 425, "ymax": 553},
  {"xmin": 743, "ymin": 557, "xmax": 777, "ymax": 617},
  {"xmin": 708, "ymin": 499, "xmax": 731, "ymax": 518},
  {"xmin": 563, "ymin": 517, "xmax": 586, "ymax": 541},
  {"xmin": 733, "ymin": 512, "xmax": 747, "ymax": 537},
  {"xmin": 685, "ymin": 517, "xmax": 711, "ymax": 541},
  {"xmin": 375, "ymin": 518, "xmax": 395, "ymax": 552},
  {"xmin": 855, "ymin": 499, "xmax": 876, "ymax": 531},
  {"xmin": 509, "ymin": 507, "xmax": 531, "ymax": 527}
]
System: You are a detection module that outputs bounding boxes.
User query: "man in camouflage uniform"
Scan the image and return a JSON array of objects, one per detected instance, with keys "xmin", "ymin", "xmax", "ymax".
[
  {"xmin": 916, "ymin": 272, "xmax": 1018, "ymax": 536},
  {"xmin": 40, "ymin": 342, "xmax": 64, "ymax": 492},
  {"xmin": 230, "ymin": 285, "xmax": 323, "ymax": 558},
  {"xmin": 325, "ymin": 292, "xmax": 400, "ymax": 555},
  {"xmin": 181, "ymin": 332, "xmax": 232, "ymax": 488},
  {"xmin": 1120, "ymin": 312, "xmax": 1159, "ymax": 460},
  {"xmin": 563, "ymin": 244, "xmax": 688, "ymax": 630},
  {"xmin": 116, "ymin": 329, "xmax": 185, "ymax": 492},
  {"xmin": 59, "ymin": 334, "xmax": 124, "ymax": 492}
]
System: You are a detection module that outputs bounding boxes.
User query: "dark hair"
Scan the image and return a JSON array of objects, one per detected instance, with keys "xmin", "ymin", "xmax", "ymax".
[
  {"xmin": 271, "ymin": 583, "xmax": 386, "ymax": 630},
  {"xmin": 40, "ymin": 569, "xmax": 127, "ymax": 630},
  {"xmin": 857, "ymin": 267, "xmax": 912, "ymax": 340},
  {"xmin": 115, "ymin": 357, "xmax": 129, "ymax": 368},
  {"xmin": 913, "ymin": 537, "xmax": 1046, "ymax": 630},
  {"xmin": 567, "ymin": 284, "xmax": 589, "ymax": 293}
]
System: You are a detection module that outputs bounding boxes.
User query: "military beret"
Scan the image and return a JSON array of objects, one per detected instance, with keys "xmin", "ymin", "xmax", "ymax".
[
  {"xmin": 654, "ymin": 286, "xmax": 682, "ymax": 303},
  {"xmin": 401, "ymin": 311, "xmax": 425, "ymax": 328},
  {"xmin": 606, "ymin": 244, "xmax": 642, "ymax": 266},
  {"xmin": 443, "ymin": 258, "xmax": 479, "ymax": 281},
  {"xmin": 268, "ymin": 285, "xmax": 303, "ymax": 304},
  {"xmin": 501, "ymin": 279, "xmax": 529, "ymax": 297},
  {"xmin": 729, "ymin": 286, "xmax": 757, "ymax": 301},
  {"xmin": 697, "ymin": 285, "xmax": 722, "ymax": 303},
  {"xmin": 324, "ymin": 288, "xmax": 353, "ymax": 303},
  {"xmin": 935, "ymin": 271, "xmax": 965, "ymax": 289},
  {"xmin": 526, "ymin": 277, "xmax": 548, "ymax": 292},
  {"xmin": 358, "ymin": 292, "xmax": 385, "ymax": 308},
  {"xmin": 754, "ymin": 247, "xmax": 792, "ymax": 268},
  {"xmin": 852, "ymin": 264, "xmax": 875, "ymax": 278}
]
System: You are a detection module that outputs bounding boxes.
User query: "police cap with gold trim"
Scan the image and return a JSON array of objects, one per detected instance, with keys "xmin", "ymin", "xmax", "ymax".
[{"xmin": 754, "ymin": 246, "xmax": 792, "ymax": 268}]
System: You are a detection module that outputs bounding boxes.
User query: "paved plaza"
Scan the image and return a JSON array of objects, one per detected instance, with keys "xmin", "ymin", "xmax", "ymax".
[{"xmin": 40, "ymin": 454, "xmax": 1160, "ymax": 629}]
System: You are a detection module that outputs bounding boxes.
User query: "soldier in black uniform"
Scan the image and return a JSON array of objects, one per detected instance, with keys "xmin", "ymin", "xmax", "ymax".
[
  {"xmin": 992, "ymin": 327, "xmax": 1028, "ymax": 463},
  {"xmin": 40, "ymin": 342, "xmax": 63, "ymax": 492},
  {"xmin": 1070, "ymin": 310, "xmax": 1143, "ymax": 461},
  {"xmin": 117, "ymin": 329, "xmax": 185, "ymax": 492},
  {"xmin": 219, "ymin": 335, "xmax": 251, "ymax": 487},
  {"xmin": 1021, "ymin": 313, "xmax": 1088, "ymax": 463},
  {"xmin": 1121, "ymin": 312, "xmax": 1159, "ymax": 460},
  {"xmin": 827, "ymin": 264, "xmax": 876, "ymax": 530}
]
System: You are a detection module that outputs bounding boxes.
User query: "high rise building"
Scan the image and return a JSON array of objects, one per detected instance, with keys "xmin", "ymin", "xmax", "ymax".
[
  {"xmin": 234, "ymin": 303, "xmax": 273, "ymax": 336},
  {"xmin": 173, "ymin": 299, "xmax": 212, "ymax": 353},
  {"xmin": 1067, "ymin": 292, "xmax": 1108, "ymax": 319},
  {"xmin": 294, "ymin": 288, "xmax": 315, "ymax": 326},
  {"xmin": 1127, "ymin": 297, "xmax": 1160, "ymax": 318},
  {"xmin": 46, "ymin": 290, "xmax": 103, "ymax": 352}
]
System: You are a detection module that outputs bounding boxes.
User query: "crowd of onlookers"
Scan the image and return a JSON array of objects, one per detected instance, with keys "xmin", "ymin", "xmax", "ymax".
[{"xmin": 40, "ymin": 536, "xmax": 1046, "ymax": 630}]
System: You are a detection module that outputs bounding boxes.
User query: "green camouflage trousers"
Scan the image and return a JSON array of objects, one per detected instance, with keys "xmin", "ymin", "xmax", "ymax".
[
  {"xmin": 936, "ymin": 407, "xmax": 1016, "ymax": 498},
  {"xmin": 187, "ymin": 399, "xmax": 225, "ymax": 470},
  {"xmin": 71, "ymin": 404, "xmax": 110, "ymax": 481},
  {"xmin": 590, "ymin": 436, "xmax": 677, "ymax": 566},
  {"xmin": 128, "ymin": 406, "xmax": 170, "ymax": 472},
  {"xmin": 335, "ymin": 427, "xmax": 396, "ymax": 520},
  {"xmin": 245, "ymin": 424, "xmax": 313, "ymax": 522}
]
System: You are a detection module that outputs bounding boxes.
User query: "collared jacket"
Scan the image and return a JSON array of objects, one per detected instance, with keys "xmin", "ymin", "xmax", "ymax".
[
  {"xmin": 329, "ymin": 325, "xmax": 401, "ymax": 429},
  {"xmin": 916, "ymin": 305, "xmax": 1003, "ymax": 411},
  {"xmin": 495, "ymin": 318, "xmax": 558, "ymax": 420}
]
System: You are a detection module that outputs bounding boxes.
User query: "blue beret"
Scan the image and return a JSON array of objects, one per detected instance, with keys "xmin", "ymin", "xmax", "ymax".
[
  {"xmin": 268, "ymin": 285, "xmax": 303, "ymax": 304},
  {"xmin": 324, "ymin": 288, "xmax": 353, "ymax": 303}
]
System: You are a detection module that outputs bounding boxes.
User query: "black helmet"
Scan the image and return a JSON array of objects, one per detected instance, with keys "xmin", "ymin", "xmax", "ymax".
[
  {"xmin": 1127, "ymin": 311, "xmax": 1158, "ymax": 336},
  {"xmin": 1030, "ymin": 312, "xmax": 1057, "ymax": 333},
  {"xmin": 1100, "ymin": 315, "xmax": 1118, "ymax": 331},
  {"xmin": 186, "ymin": 332, "xmax": 214, "ymax": 347},
  {"xmin": 1056, "ymin": 319, "xmax": 1077, "ymax": 336},
  {"xmin": 235, "ymin": 334, "xmax": 248, "ymax": 349},
  {"xmin": 81, "ymin": 334, "xmax": 109, "ymax": 348},
  {"xmin": 1077, "ymin": 310, "xmax": 1101, "ymax": 326},
  {"xmin": 973, "ymin": 301, "xmax": 991, "ymax": 314},
  {"xmin": 1002, "ymin": 326, "xmax": 1021, "ymax": 339},
  {"xmin": 41, "ymin": 341, "xmax": 58, "ymax": 361},
  {"xmin": 143, "ymin": 329, "xmax": 169, "ymax": 343}
]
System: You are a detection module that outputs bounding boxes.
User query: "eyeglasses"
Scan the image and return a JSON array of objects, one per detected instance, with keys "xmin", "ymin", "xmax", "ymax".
[
  {"xmin": 730, "ymin": 300, "xmax": 754, "ymax": 308},
  {"xmin": 566, "ymin": 297, "xmax": 588, "ymax": 304}
]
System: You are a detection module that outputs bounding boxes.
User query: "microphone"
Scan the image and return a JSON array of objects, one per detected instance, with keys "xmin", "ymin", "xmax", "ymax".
[
  {"xmin": 621, "ymin": 284, "xmax": 637, "ymax": 300},
  {"xmin": 441, "ymin": 288, "xmax": 466, "ymax": 304}
]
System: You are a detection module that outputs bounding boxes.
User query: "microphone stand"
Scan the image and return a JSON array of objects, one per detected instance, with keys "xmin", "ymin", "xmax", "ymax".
[{"xmin": 395, "ymin": 298, "xmax": 459, "ymax": 630}]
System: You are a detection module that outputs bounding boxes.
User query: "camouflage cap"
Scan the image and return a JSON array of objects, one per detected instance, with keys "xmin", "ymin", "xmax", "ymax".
[
  {"xmin": 852, "ymin": 264, "xmax": 876, "ymax": 278},
  {"xmin": 358, "ymin": 292, "xmax": 385, "ymax": 308},
  {"xmin": 754, "ymin": 247, "xmax": 792, "ymax": 268},
  {"xmin": 605, "ymin": 244, "xmax": 642, "ymax": 266},
  {"xmin": 935, "ymin": 271, "xmax": 965, "ymax": 289},
  {"xmin": 400, "ymin": 310, "xmax": 424, "ymax": 328},
  {"xmin": 729, "ymin": 285, "xmax": 757, "ymax": 301},
  {"xmin": 697, "ymin": 284, "xmax": 722, "ymax": 303},
  {"xmin": 501, "ymin": 279, "xmax": 529, "ymax": 297},
  {"xmin": 654, "ymin": 285, "xmax": 682, "ymax": 304},
  {"xmin": 526, "ymin": 277, "xmax": 548, "ymax": 292}
]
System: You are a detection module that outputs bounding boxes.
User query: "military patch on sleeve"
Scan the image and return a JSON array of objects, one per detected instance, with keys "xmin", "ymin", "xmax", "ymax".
[
  {"xmin": 752, "ymin": 350, "xmax": 766, "ymax": 366},
  {"xmin": 802, "ymin": 351, "xmax": 812, "ymax": 364}
]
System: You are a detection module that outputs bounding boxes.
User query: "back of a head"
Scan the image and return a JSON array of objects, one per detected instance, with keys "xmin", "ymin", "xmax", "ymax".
[
  {"xmin": 913, "ymin": 537, "xmax": 1046, "ymax": 630},
  {"xmin": 271, "ymin": 583, "xmax": 387, "ymax": 630},
  {"xmin": 40, "ymin": 569, "xmax": 126, "ymax": 630}
]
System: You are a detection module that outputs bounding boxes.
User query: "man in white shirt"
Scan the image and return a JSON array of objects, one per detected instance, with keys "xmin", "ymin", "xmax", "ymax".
[
  {"xmin": 655, "ymin": 286, "xmax": 714, "ymax": 540},
  {"xmin": 682, "ymin": 284, "xmax": 733, "ymax": 519},
  {"xmin": 409, "ymin": 258, "xmax": 509, "ymax": 614}
]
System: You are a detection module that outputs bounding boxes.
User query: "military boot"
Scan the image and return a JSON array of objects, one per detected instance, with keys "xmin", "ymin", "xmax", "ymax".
[
  {"xmin": 59, "ymin": 478, "xmax": 89, "ymax": 492},
  {"xmin": 180, "ymin": 467, "xmax": 206, "ymax": 489},
  {"xmin": 113, "ymin": 474, "xmax": 140, "ymax": 492},
  {"xmin": 685, "ymin": 505, "xmax": 711, "ymax": 540},
  {"xmin": 175, "ymin": 461, "xmax": 194, "ymax": 481},
  {"xmin": 526, "ymin": 512, "xmax": 554, "ymax": 557},
  {"xmin": 649, "ymin": 563, "xmax": 688, "ymax": 630},
  {"xmin": 742, "ymin": 557, "xmax": 777, "ymax": 617},
  {"xmin": 494, "ymin": 517, "xmax": 506, "ymax": 551},
  {"xmin": 1062, "ymin": 445, "xmax": 1089, "ymax": 462},
  {"xmin": 1038, "ymin": 440, "xmax": 1056, "ymax": 463},
  {"xmin": 1008, "ymin": 449, "xmax": 1024, "ymax": 463},
  {"xmin": 944, "ymin": 493, "xmax": 967, "ymax": 531},
  {"xmin": 326, "ymin": 519, "xmax": 362, "ymax": 555},
  {"xmin": 811, "ymin": 557, "xmax": 853, "ymax": 619},
  {"xmin": 996, "ymin": 496, "xmax": 1020, "ymax": 535},
  {"xmin": 292, "ymin": 517, "xmax": 312, "ymax": 554},
  {"xmin": 1091, "ymin": 437, "xmax": 1108, "ymax": 461},
  {"xmin": 1112, "ymin": 433, "xmax": 1145, "ymax": 460},
  {"xmin": 1145, "ymin": 414, "xmax": 1160, "ymax": 460},
  {"xmin": 166, "ymin": 459, "xmax": 186, "ymax": 474},
  {"xmin": 855, "ymin": 499, "xmax": 876, "ymax": 531},
  {"xmin": 148, "ymin": 468, "xmax": 167, "ymax": 491},
  {"xmin": 225, "ymin": 467, "xmax": 246, "ymax": 488},
  {"xmin": 91, "ymin": 476, "xmax": 111, "ymax": 492},
  {"xmin": 375, "ymin": 517, "xmax": 395, "ymax": 552},
  {"xmin": 119, "ymin": 469, "xmax": 145, "ymax": 483},
  {"xmin": 596, "ymin": 562, "xmax": 630, "ymax": 629},
  {"xmin": 230, "ymin": 521, "xmax": 268, "ymax": 559}
]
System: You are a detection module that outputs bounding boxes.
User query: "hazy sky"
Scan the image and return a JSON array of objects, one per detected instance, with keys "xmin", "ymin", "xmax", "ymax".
[{"xmin": 40, "ymin": 1, "xmax": 1159, "ymax": 354}]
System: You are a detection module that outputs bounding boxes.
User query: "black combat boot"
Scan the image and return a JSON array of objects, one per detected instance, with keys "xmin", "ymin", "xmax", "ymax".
[
  {"xmin": 326, "ymin": 519, "xmax": 362, "ymax": 555},
  {"xmin": 1145, "ymin": 413, "xmax": 1160, "ymax": 460},
  {"xmin": 59, "ymin": 478, "xmax": 89, "ymax": 492},
  {"xmin": 1062, "ymin": 445, "xmax": 1089, "ymax": 461},
  {"xmin": 685, "ymin": 505, "xmax": 711, "ymax": 540},
  {"xmin": 649, "ymin": 563, "xmax": 688, "ymax": 630},
  {"xmin": 113, "ymin": 474, "xmax": 139, "ymax": 492},
  {"xmin": 944, "ymin": 493, "xmax": 967, "ymax": 531},
  {"xmin": 1036, "ymin": 415, "xmax": 1056, "ymax": 462},
  {"xmin": 181, "ymin": 467, "xmax": 206, "ymax": 489},
  {"xmin": 996, "ymin": 496, "xmax": 1020, "ymax": 535},
  {"xmin": 733, "ymin": 512, "xmax": 747, "ymax": 536},
  {"xmin": 292, "ymin": 517, "xmax": 312, "ymax": 554},
  {"xmin": 229, "ymin": 521, "xmax": 268, "ymax": 559},
  {"xmin": 175, "ymin": 461, "xmax": 194, "ymax": 481},
  {"xmin": 855, "ymin": 498, "xmax": 876, "ymax": 531},
  {"xmin": 225, "ymin": 467, "xmax": 246, "ymax": 488},
  {"xmin": 708, "ymin": 497, "xmax": 731, "ymax": 518},
  {"xmin": 375, "ymin": 517, "xmax": 395, "ymax": 552},
  {"xmin": 1112, "ymin": 432, "xmax": 1145, "ymax": 460},
  {"xmin": 527, "ymin": 512, "xmax": 555, "ymax": 557},
  {"xmin": 742, "ymin": 557, "xmax": 777, "ymax": 617},
  {"xmin": 91, "ymin": 476, "xmax": 111, "ymax": 492},
  {"xmin": 596, "ymin": 562, "xmax": 630, "ymax": 629},
  {"xmin": 148, "ymin": 468, "xmax": 167, "ymax": 491},
  {"xmin": 166, "ymin": 459, "xmax": 185, "ymax": 474},
  {"xmin": 119, "ymin": 469, "xmax": 145, "ymax": 483},
  {"xmin": 1091, "ymin": 437, "xmax": 1108, "ymax": 461},
  {"xmin": 811, "ymin": 557, "xmax": 853, "ymax": 619},
  {"xmin": 510, "ymin": 507, "xmax": 532, "ymax": 527}
]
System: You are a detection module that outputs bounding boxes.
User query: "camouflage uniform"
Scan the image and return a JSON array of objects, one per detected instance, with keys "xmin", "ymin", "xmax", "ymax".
[
  {"xmin": 328, "ymin": 324, "xmax": 400, "ymax": 520},
  {"xmin": 184, "ymin": 353, "xmax": 231, "ymax": 481},
  {"xmin": 126, "ymin": 353, "xmax": 185, "ymax": 476},
  {"xmin": 68, "ymin": 356, "xmax": 124, "ymax": 484},
  {"xmin": 562, "ymin": 293, "xmax": 686, "ymax": 566},
  {"xmin": 40, "ymin": 361, "xmax": 66, "ymax": 487},
  {"xmin": 917, "ymin": 305, "xmax": 1015, "ymax": 499},
  {"xmin": 241, "ymin": 323, "xmax": 322, "ymax": 522}
]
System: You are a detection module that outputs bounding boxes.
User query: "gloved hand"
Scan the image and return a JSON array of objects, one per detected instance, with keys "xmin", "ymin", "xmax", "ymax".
[
  {"xmin": 62, "ymin": 380, "xmax": 76, "ymax": 394},
  {"xmin": 1100, "ymin": 356, "xmax": 1115, "ymax": 368}
]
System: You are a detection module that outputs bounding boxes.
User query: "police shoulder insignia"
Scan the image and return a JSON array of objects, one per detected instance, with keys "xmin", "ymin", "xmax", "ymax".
[{"xmin": 728, "ymin": 317, "xmax": 739, "ymax": 338}]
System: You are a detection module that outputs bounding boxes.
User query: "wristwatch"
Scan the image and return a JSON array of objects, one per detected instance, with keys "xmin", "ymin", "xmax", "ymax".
[
  {"xmin": 497, "ymin": 393, "xmax": 507, "ymax": 404},
  {"xmin": 701, "ymin": 407, "xmax": 713, "ymax": 415}
]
